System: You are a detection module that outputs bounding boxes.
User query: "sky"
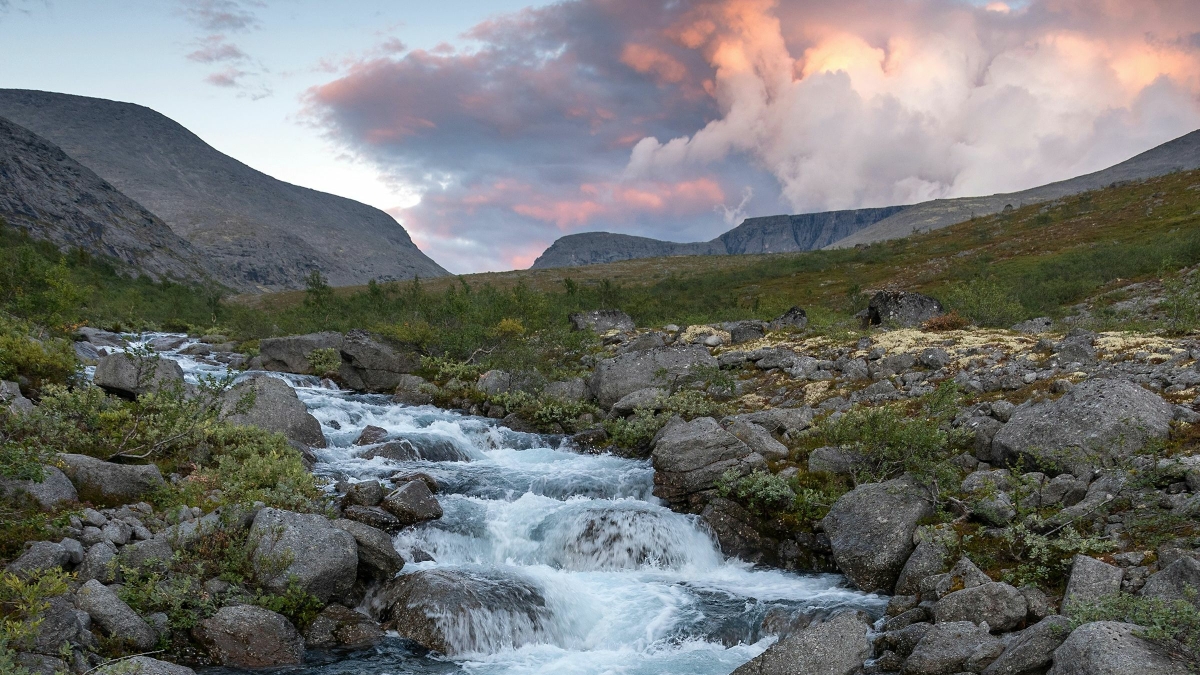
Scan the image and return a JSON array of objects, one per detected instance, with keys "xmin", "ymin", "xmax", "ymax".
[{"xmin": 2, "ymin": 1, "xmax": 1199, "ymax": 274}]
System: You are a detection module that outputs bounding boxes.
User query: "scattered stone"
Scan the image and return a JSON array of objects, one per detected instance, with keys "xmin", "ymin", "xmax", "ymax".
[
  {"xmin": 93, "ymin": 353, "xmax": 185, "ymax": 398},
  {"xmin": 1061, "ymin": 555, "xmax": 1123, "ymax": 615},
  {"xmin": 304, "ymin": 603, "xmax": 384, "ymax": 649},
  {"xmin": 258, "ymin": 332, "xmax": 344, "ymax": 374},
  {"xmin": 901, "ymin": 621, "xmax": 1002, "ymax": 675},
  {"xmin": 729, "ymin": 611, "xmax": 870, "ymax": 675},
  {"xmin": 651, "ymin": 417, "xmax": 765, "ymax": 509},
  {"xmin": 58, "ymin": 454, "xmax": 165, "ymax": 506},
  {"xmin": 1138, "ymin": 556, "xmax": 1200, "ymax": 609},
  {"xmin": 1011, "ymin": 317, "xmax": 1053, "ymax": 334},
  {"xmin": 726, "ymin": 321, "xmax": 767, "ymax": 344},
  {"xmin": 895, "ymin": 538, "xmax": 949, "ymax": 596},
  {"xmin": 737, "ymin": 407, "xmax": 814, "ymax": 436},
  {"xmin": 354, "ymin": 425, "xmax": 389, "ymax": 446},
  {"xmin": 75, "ymin": 579, "xmax": 158, "ymax": 651},
  {"xmin": 611, "ymin": 387, "xmax": 667, "ymax": 415},
  {"xmin": 1046, "ymin": 621, "xmax": 1190, "ymax": 675},
  {"xmin": 333, "ymin": 518, "xmax": 404, "ymax": 580},
  {"xmin": 250, "ymin": 508, "xmax": 358, "ymax": 603},
  {"xmin": 193, "ymin": 605, "xmax": 304, "ymax": 668},
  {"xmin": 382, "ymin": 480, "xmax": 444, "ymax": 526},
  {"xmin": 78, "ymin": 542, "xmax": 118, "ymax": 583},
  {"xmin": 342, "ymin": 505, "xmax": 401, "ymax": 531},
  {"xmin": 119, "ymin": 538, "xmax": 173, "ymax": 571},
  {"xmin": 222, "ymin": 374, "xmax": 327, "ymax": 448},
  {"xmin": 822, "ymin": 477, "xmax": 933, "ymax": 593},
  {"xmin": 982, "ymin": 615, "xmax": 1072, "ymax": 675},
  {"xmin": 569, "ymin": 309, "xmax": 635, "ymax": 333},
  {"xmin": 867, "ymin": 291, "xmax": 945, "ymax": 328},
  {"xmin": 770, "ymin": 306, "xmax": 809, "ymax": 331}
]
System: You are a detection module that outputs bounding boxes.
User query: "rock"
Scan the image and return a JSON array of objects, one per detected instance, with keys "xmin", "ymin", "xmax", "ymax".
[
  {"xmin": 544, "ymin": 378, "xmax": 588, "ymax": 402},
  {"xmin": 1038, "ymin": 474, "xmax": 1089, "ymax": 508},
  {"xmin": 94, "ymin": 656, "xmax": 197, "ymax": 674},
  {"xmin": 726, "ymin": 321, "xmax": 766, "ymax": 344},
  {"xmin": 342, "ymin": 480, "xmax": 386, "ymax": 507},
  {"xmin": 303, "ymin": 603, "xmax": 384, "ymax": 649},
  {"xmin": 895, "ymin": 538, "xmax": 949, "ymax": 596},
  {"xmin": 14, "ymin": 653, "xmax": 70, "ymax": 675},
  {"xmin": 901, "ymin": 621, "xmax": 1002, "ymax": 675},
  {"xmin": 738, "ymin": 407, "xmax": 814, "ymax": 436},
  {"xmin": 650, "ymin": 417, "xmax": 765, "ymax": 509},
  {"xmin": 822, "ymin": 477, "xmax": 933, "ymax": 593},
  {"xmin": 726, "ymin": 419, "xmax": 790, "ymax": 461},
  {"xmin": 1139, "ymin": 556, "xmax": 1200, "ymax": 609},
  {"xmin": 807, "ymin": 446, "xmax": 864, "ymax": 476},
  {"xmin": 0, "ymin": 465, "xmax": 77, "ymax": 510},
  {"xmin": 1046, "ymin": 621, "xmax": 1190, "ymax": 675},
  {"xmin": 333, "ymin": 518, "xmax": 404, "ymax": 580},
  {"xmin": 923, "ymin": 557, "xmax": 993, "ymax": 600},
  {"xmin": 919, "ymin": 348, "xmax": 951, "ymax": 369},
  {"xmin": 381, "ymin": 480, "xmax": 444, "ymax": 526},
  {"xmin": 1011, "ymin": 317, "xmax": 1053, "ymax": 334},
  {"xmin": 373, "ymin": 568, "xmax": 554, "ymax": 655},
  {"xmin": 119, "ymin": 538, "xmax": 173, "ymax": 572},
  {"xmin": 729, "ymin": 611, "xmax": 871, "ymax": 675},
  {"xmin": 259, "ymin": 332, "xmax": 344, "ymax": 374},
  {"xmin": 476, "ymin": 370, "xmax": 512, "ymax": 396},
  {"xmin": 342, "ymin": 505, "xmax": 401, "ymax": 531},
  {"xmin": 5, "ymin": 541, "xmax": 69, "ymax": 577},
  {"xmin": 589, "ymin": 345, "xmax": 717, "ymax": 408},
  {"xmin": 982, "ymin": 615, "xmax": 1072, "ymax": 675},
  {"xmin": 30, "ymin": 594, "xmax": 93, "ymax": 655},
  {"xmin": 75, "ymin": 579, "xmax": 158, "ymax": 651},
  {"xmin": 78, "ymin": 542, "xmax": 118, "ymax": 583},
  {"xmin": 76, "ymin": 327, "xmax": 127, "ymax": 348},
  {"xmin": 93, "ymin": 353, "xmax": 185, "ymax": 398},
  {"xmin": 193, "ymin": 605, "xmax": 304, "ymax": 668},
  {"xmin": 1061, "ymin": 555, "xmax": 1123, "ymax": 615},
  {"xmin": 991, "ymin": 379, "xmax": 1173, "ymax": 478},
  {"xmin": 354, "ymin": 425, "xmax": 389, "ymax": 446},
  {"xmin": 569, "ymin": 309, "xmax": 635, "ymax": 333},
  {"xmin": 221, "ymin": 374, "xmax": 326, "ymax": 448},
  {"xmin": 393, "ymin": 374, "xmax": 436, "ymax": 406},
  {"xmin": 58, "ymin": 454, "xmax": 165, "ymax": 506},
  {"xmin": 770, "ymin": 306, "xmax": 809, "ymax": 331},
  {"xmin": 250, "ymin": 508, "xmax": 358, "ymax": 603},
  {"xmin": 74, "ymin": 341, "xmax": 102, "ymax": 363},
  {"xmin": 1055, "ymin": 341, "xmax": 1096, "ymax": 365},
  {"xmin": 1, "ymin": 380, "xmax": 33, "ymax": 414},
  {"xmin": 700, "ymin": 498, "xmax": 778, "ymax": 564},
  {"xmin": 867, "ymin": 291, "xmax": 945, "ymax": 328},
  {"xmin": 338, "ymin": 330, "xmax": 420, "ymax": 393},
  {"xmin": 935, "ymin": 582, "xmax": 1027, "ymax": 632},
  {"xmin": 878, "ymin": 622, "xmax": 934, "ymax": 658},
  {"xmin": 611, "ymin": 387, "xmax": 667, "ymax": 415}
]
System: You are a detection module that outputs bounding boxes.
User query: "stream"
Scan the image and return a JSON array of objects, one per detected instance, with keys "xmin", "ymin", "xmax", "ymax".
[{"xmin": 117, "ymin": 334, "xmax": 885, "ymax": 675}]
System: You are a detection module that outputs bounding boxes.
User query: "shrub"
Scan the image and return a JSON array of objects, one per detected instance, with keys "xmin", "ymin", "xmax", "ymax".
[
  {"xmin": 1070, "ymin": 591, "xmax": 1200, "ymax": 660},
  {"xmin": 1160, "ymin": 269, "xmax": 1200, "ymax": 335},
  {"xmin": 923, "ymin": 311, "xmax": 970, "ymax": 331},
  {"xmin": 606, "ymin": 409, "xmax": 666, "ymax": 451},
  {"xmin": 0, "ymin": 319, "xmax": 77, "ymax": 390},
  {"xmin": 305, "ymin": 347, "xmax": 340, "ymax": 376},
  {"xmin": 716, "ymin": 469, "xmax": 795, "ymax": 514},
  {"xmin": 0, "ymin": 567, "xmax": 70, "ymax": 664},
  {"xmin": 946, "ymin": 278, "xmax": 1026, "ymax": 327}
]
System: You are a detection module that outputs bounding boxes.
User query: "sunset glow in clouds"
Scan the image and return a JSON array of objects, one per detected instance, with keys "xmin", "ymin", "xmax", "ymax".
[{"xmin": 302, "ymin": 0, "xmax": 1200, "ymax": 271}]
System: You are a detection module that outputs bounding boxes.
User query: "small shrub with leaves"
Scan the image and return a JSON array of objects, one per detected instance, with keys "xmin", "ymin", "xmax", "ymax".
[
  {"xmin": 946, "ymin": 278, "xmax": 1026, "ymax": 328},
  {"xmin": 305, "ymin": 347, "xmax": 340, "ymax": 376},
  {"xmin": 0, "ymin": 568, "xmax": 70, "ymax": 664},
  {"xmin": 1070, "ymin": 591, "xmax": 1200, "ymax": 661},
  {"xmin": 716, "ymin": 469, "xmax": 795, "ymax": 514}
]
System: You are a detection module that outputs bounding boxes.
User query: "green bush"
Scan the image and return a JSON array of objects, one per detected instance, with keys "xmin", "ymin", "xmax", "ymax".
[
  {"xmin": 606, "ymin": 409, "xmax": 667, "ymax": 451},
  {"xmin": 945, "ymin": 278, "xmax": 1026, "ymax": 327},
  {"xmin": 716, "ymin": 469, "xmax": 794, "ymax": 514},
  {"xmin": 1071, "ymin": 591, "xmax": 1200, "ymax": 660},
  {"xmin": 1160, "ymin": 269, "xmax": 1200, "ymax": 335},
  {"xmin": 0, "ymin": 319, "xmax": 77, "ymax": 390},
  {"xmin": 0, "ymin": 567, "xmax": 70, "ymax": 664},
  {"xmin": 305, "ymin": 347, "xmax": 340, "ymax": 376}
]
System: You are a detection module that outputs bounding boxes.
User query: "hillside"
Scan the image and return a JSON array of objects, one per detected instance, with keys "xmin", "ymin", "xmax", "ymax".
[
  {"xmin": 0, "ymin": 89, "xmax": 448, "ymax": 291},
  {"xmin": 530, "ymin": 129, "xmax": 1200, "ymax": 270},
  {"xmin": 0, "ymin": 115, "xmax": 210, "ymax": 282}
]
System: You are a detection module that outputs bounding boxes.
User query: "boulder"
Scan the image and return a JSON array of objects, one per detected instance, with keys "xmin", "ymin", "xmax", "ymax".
[
  {"xmin": 393, "ymin": 374, "xmax": 436, "ymax": 406},
  {"xmin": 75, "ymin": 579, "xmax": 158, "ymax": 651},
  {"xmin": 221, "ymin": 374, "xmax": 326, "ymax": 448},
  {"xmin": 5, "ymin": 541, "xmax": 69, "ymax": 577},
  {"xmin": 822, "ymin": 477, "xmax": 933, "ymax": 593},
  {"xmin": 611, "ymin": 387, "xmax": 667, "ymax": 415},
  {"xmin": 119, "ymin": 538, "xmax": 174, "ymax": 571},
  {"xmin": 303, "ymin": 603, "xmax": 384, "ymax": 649},
  {"xmin": 807, "ymin": 446, "xmax": 864, "ymax": 476},
  {"xmin": 93, "ymin": 354, "xmax": 185, "ymax": 398},
  {"xmin": 476, "ymin": 370, "xmax": 512, "ymax": 396},
  {"xmin": 700, "ymin": 498, "xmax": 778, "ymax": 564},
  {"xmin": 738, "ymin": 407, "xmax": 814, "ymax": 436},
  {"xmin": 867, "ymin": 291, "xmax": 944, "ymax": 328},
  {"xmin": 78, "ymin": 542, "xmax": 118, "ymax": 583},
  {"xmin": 332, "ymin": 518, "xmax": 404, "ymax": 580},
  {"xmin": 1061, "ymin": 555, "xmax": 1123, "ymax": 615},
  {"xmin": 770, "ymin": 306, "xmax": 809, "ymax": 331},
  {"xmin": 338, "ymin": 330, "xmax": 420, "ymax": 392},
  {"xmin": 729, "ymin": 611, "xmax": 871, "ymax": 675},
  {"xmin": 75, "ymin": 327, "xmax": 127, "ymax": 348},
  {"xmin": 342, "ymin": 479, "xmax": 386, "ymax": 506},
  {"xmin": 373, "ymin": 568, "xmax": 555, "ymax": 655},
  {"xmin": 651, "ymin": 417, "xmax": 765, "ymax": 509},
  {"xmin": 991, "ymin": 379, "xmax": 1173, "ymax": 478},
  {"xmin": 354, "ymin": 425, "xmax": 389, "ymax": 446},
  {"xmin": 0, "ymin": 465, "xmax": 77, "ymax": 510},
  {"xmin": 381, "ymin": 480, "xmax": 443, "ymax": 526},
  {"xmin": 1, "ymin": 380, "xmax": 33, "ymax": 414},
  {"xmin": 1138, "ymin": 556, "xmax": 1200, "ymax": 609},
  {"xmin": 1011, "ymin": 317, "xmax": 1053, "ymax": 334},
  {"xmin": 725, "ymin": 321, "xmax": 766, "ymax": 344},
  {"xmin": 568, "ymin": 309, "xmax": 634, "ymax": 333},
  {"xmin": 543, "ymin": 378, "xmax": 587, "ymax": 402},
  {"xmin": 258, "ymin": 332, "xmax": 344, "ymax": 374},
  {"xmin": 895, "ymin": 538, "xmax": 948, "ymax": 596},
  {"xmin": 590, "ymin": 345, "xmax": 717, "ymax": 409},
  {"xmin": 935, "ymin": 582, "xmax": 1027, "ymax": 632},
  {"xmin": 58, "ymin": 454, "xmax": 165, "ymax": 506},
  {"xmin": 877, "ymin": 622, "xmax": 933, "ymax": 659},
  {"xmin": 192, "ymin": 605, "xmax": 304, "ymax": 668},
  {"xmin": 250, "ymin": 508, "xmax": 358, "ymax": 603},
  {"xmin": 342, "ymin": 505, "xmax": 401, "ymax": 531},
  {"xmin": 30, "ymin": 595, "xmax": 92, "ymax": 656},
  {"xmin": 94, "ymin": 656, "xmax": 196, "ymax": 675},
  {"xmin": 1046, "ymin": 621, "xmax": 1190, "ymax": 675},
  {"xmin": 726, "ymin": 419, "xmax": 790, "ymax": 461},
  {"xmin": 901, "ymin": 621, "xmax": 1002, "ymax": 675},
  {"xmin": 982, "ymin": 615, "xmax": 1072, "ymax": 675}
]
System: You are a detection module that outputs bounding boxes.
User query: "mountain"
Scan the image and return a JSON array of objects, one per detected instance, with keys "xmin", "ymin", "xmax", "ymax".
[
  {"xmin": 530, "ymin": 129, "xmax": 1200, "ymax": 269},
  {"xmin": 0, "ymin": 115, "xmax": 210, "ymax": 282},
  {"xmin": 0, "ymin": 90, "xmax": 448, "ymax": 291},
  {"xmin": 531, "ymin": 205, "xmax": 907, "ymax": 269}
]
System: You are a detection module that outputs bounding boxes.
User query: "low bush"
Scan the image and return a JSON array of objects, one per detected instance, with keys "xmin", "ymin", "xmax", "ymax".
[
  {"xmin": 0, "ymin": 318, "xmax": 77, "ymax": 391},
  {"xmin": 0, "ymin": 568, "xmax": 71, "ymax": 667},
  {"xmin": 945, "ymin": 278, "xmax": 1026, "ymax": 328},
  {"xmin": 1071, "ymin": 591, "xmax": 1200, "ymax": 660},
  {"xmin": 305, "ymin": 347, "xmax": 340, "ymax": 376}
]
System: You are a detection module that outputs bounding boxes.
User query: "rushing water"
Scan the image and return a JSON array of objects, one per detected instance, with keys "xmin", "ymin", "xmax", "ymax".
[{"xmin": 116, "ymin": 334, "xmax": 885, "ymax": 675}]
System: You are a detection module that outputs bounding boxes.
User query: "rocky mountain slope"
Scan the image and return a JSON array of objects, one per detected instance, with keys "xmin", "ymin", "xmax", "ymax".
[
  {"xmin": 0, "ymin": 115, "xmax": 210, "ymax": 282},
  {"xmin": 0, "ymin": 89, "xmax": 448, "ymax": 291},
  {"xmin": 531, "ymin": 129, "xmax": 1199, "ymax": 269}
]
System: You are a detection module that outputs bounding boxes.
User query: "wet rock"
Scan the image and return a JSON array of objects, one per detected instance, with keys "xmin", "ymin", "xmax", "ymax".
[
  {"xmin": 982, "ymin": 615, "xmax": 1072, "ymax": 675},
  {"xmin": 569, "ymin": 309, "xmax": 635, "ymax": 333},
  {"xmin": 0, "ymin": 465, "xmax": 77, "ymax": 511},
  {"xmin": 1061, "ymin": 555, "xmax": 1123, "ymax": 615},
  {"xmin": 222, "ymin": 374, "xmax": 327, "ymax": 448},
  {"xmin": 259, "ymin": 331, "xmax": 344, "ymax": 374},
  {"xmin": 590, "ymin": 345, "xmax": 717, "ymax": 408},
  {"xmin": 363, "ymin": 437, "xmax": 472, "ymax": 462},
  {"xmin": 991, "ymin": 379, "xmax": 1173, "ymax": 478},
  {"xmin": 770, "ymin": 306, "xmax": 809, "ymax": 331},
  {"xmin": 342, "ymin": 479, "xmax": 386, "ymax": 507},
  {"xmin": 342, "ymin": 505, "xmax": 401, "ymax": 531},
  {"xmin": 393, "ymin": 374, "xmax": 436, "ymax": 406},
  {"xmin": 354, "ymin": 425, "xmax": 389, "ymax": 446},
  {"xmin": 333, "ymin": 518, "xmax": 404, "ymax": 580},
  {"xmin": 822, "ymin": 477, "xmax": 933, "ymax": 593},
  {"xmin": 193, "ymin": 605, "xmax": 304, "ymax": 668},
  {"xmin": 58, "ymin": 454, "xmax": 165, "ymax": 506},
  {"xmin": 304, "ymin": 603, "xmax": 384, "ymax": 649},
  {"xmin": 382, "ymin": 480, "xmax": 444, "ymax": 526},
  {"xmin": 730, "ymin": 611, "xmax": 871, "ymax": 675},
  {"xmin": 651, "ymin": 417, "xmax": 765, "ymax": 509},
  {"xmin": 701, "ymin": 498, "xmax": 778, "ymax": 564},
  {"xmin": 1046, "ymin": 621, "xmax": 1190, "ymax": 675},
  {"xmin": 93, "ymin": 353, "xmax": 185, "ymax": 398},
  {"xmin": 935, "ymin": 581, "xmax": 1027, "ymax": 632},
  {"xmin": 250, "ymin": 508, "xmax": 358, "ymax": 603},
  {"xmin": 901, "ymin": 621, "xmax": 1002, "ymax": 675},
  {"xmin": 1138, "ymin": 556, "xmax": 1200, "ymax": 609},
  {"xmin": 94, "ymin": 656, "xmax": 196, "ymax": 674},
  {"xmin": 867, "ymin": 291, "xmax": 944, "ymax": 328},
  {"xmin": 75, "ymin": 579, "xmax": 158, "ymax": 651},
  {"xmin": 338, "ymin": 330, "xmax": 420, "ymax": 393}
]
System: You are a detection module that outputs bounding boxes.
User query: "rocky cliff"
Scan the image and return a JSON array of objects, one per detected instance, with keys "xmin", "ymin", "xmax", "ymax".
[{"xmin": 0, "ymin": 89, "xmax": 448, "ymax": 291}]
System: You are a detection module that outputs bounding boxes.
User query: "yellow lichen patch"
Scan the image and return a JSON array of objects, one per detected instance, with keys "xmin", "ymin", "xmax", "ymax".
[
  {"xmin": 803, "ymin": 381, "xmax": 831, "ymax": 404},
  {"xmin": 681, "ymin": 325, "xmax": 730, "ymax": 344},
  {"xmin": 739, "ymin": 393, "xmax": 768, "ymax": 410},
  {"xmin": 1094, "ymin": 332, "xmax": 1188, "ymax": 357}
]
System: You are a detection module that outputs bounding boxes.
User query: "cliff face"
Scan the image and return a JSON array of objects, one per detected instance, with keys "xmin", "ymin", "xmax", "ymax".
[
  {"xmin": 0, "ymin": 115, "xmax": 210, "ymax": 282},
  {"xmin": 0, "ymin": 89, "xmax": 448, "ymax": 291}
]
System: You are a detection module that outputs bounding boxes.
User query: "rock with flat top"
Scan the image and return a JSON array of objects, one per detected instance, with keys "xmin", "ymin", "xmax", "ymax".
[
  {"xmin": 193, "ymin": 605, "xmax": 304, "ymax": 668},
  {"xmin": 58, "ymin": 454, "xmax": 165, "ymax": 506}
]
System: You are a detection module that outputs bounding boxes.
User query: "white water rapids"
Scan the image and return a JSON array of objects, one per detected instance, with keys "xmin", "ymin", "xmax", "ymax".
[{"xmin": 115, "ymin": 334, "xmax": 885, "ymax": 675}]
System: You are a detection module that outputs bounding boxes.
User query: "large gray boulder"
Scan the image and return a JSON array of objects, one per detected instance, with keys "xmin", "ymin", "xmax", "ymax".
[
  {"xmin": 332, "ymin": 518, "xmax": 404, "ymax": 580},
  {"xmin": 651, "ymin": 417, "xmax": 766, "ymax": 510},
  {"xmin": 730, "ymin": 611, "xmax": 871, "ymax": 675},
  {"xmin": 991, "ymin": 379, "xmax": 1173, "ymax": 478},
  {"xmin": 303, "ymin": 603, "xmax": 384, "ymax": 649},
  {"xmin": 867, "ymin": 291, "xmax": 944, "ymax": 328},
  {"xmin": 822, "ymin": 477, "xmax": 933, "ymax": 593},
  {"xmin": 338, "ymin": 330, "xmax": 419, "ymax": 392},
  {"xmin": 895, "ymin": 537, "xmax": 948, "ymax": 596},
  {"xmin": 95, "ymin": 656, "xmax": 196, "ymax": 675},
  {"xmin": 1046, "ymin": 621, "xmax": 1190, "ymax": 675},
  {"xmin": 1061, "ymin": 555, "xmax": 1123, "ymax": 615},
  {"xmin": 250, "ymin": 508, "xmax": 358, "ymax": 603},
  {"xmin": 30, "ymin": 595, "xmax": 93, "ymax": 656},
  {"xmin": 381, "ymin": 480, "xmax": 443, "ymax": 526},
  {"xmin": 726, "ymin": 419, "xmax": 790, "ymax": 461},
  {"xmin": 982, "ymin": 615, "xmax": 1072, "ymax": 675},
  {"xmin": 5, "ymin": 541, "xmax": 69, "ymax": 577},
  {"xmin": 590, "ymin": 345, "xmax": 717, "ymax": 408},
  {"xmin": 93, "ymin": 353, "xmax": 185, "ymax": 398},
  {"xmin": 0, "ymin": 465, "xmax": 77, "ymax": 510},
  {"xmin": 222, "ymin": 374, "xmax": 326, "ymax": 448},
  {"xmin": 901, "ymin": 621, "xmax": 1002, "ymax": 675},
  {"xmin": 935, "ymin": 581, "xmax": 1027, "ymax": 632},
  {"xmin": 192, "ymin": 605, "xmax": 304, "ymax": 668},
  {"xmin": 58, "ymin": 454, "xmax": 165, "ymax": 506},
  {"xmin": 76, "ymin": 327, "xmax": 127, "ymax": 348},
  {"xmin": 1139, "ymin": 556, "xmax": 1200, "ymax": 609},
  {"xmin": 568, "ymin": 309, "xmax": 634, "ymax": 333},
  {"xmin": 258, "ymin": 331, "xmax": 344, "ymax": 374},
  {"xmin": 75, "ymin": 579, "xmax": 158, "ymax": 651}
]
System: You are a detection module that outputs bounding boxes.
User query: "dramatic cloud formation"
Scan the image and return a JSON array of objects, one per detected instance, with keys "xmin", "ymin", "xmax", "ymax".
[{"xmin": 307, "ymin": 0, "xmax": 1200, "ymax": 272}]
